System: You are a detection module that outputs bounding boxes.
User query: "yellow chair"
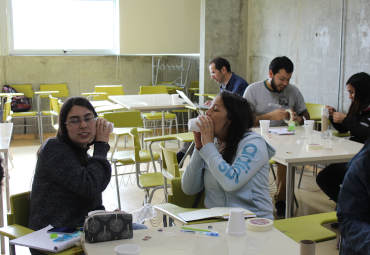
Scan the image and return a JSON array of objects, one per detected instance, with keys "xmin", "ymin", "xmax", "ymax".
[
  {"xmin": 94, "ymin": 84, "xmax": 124, "ymax": 100},
  {"xmin": 2, "ymin": 98, "xmax": 39, "ymax": 135},
  {"xmin": 0, "ymin": 192, "xmax": 83, "ymax": 255},
  {"xmin": 48, "ymin": 96, "xmax": 62, "ymax": 131},
  {"xmin": 305, "ymin": 103, "xmax": 324, "ymax": 130},
  {"xmin": 274, "ymin": 211, "xmax": 337, "ymax": 243},
  {"xmin": 139, "ymin": 85, "xmax": 179, "ymax": 135},
  {"xmin": 159, "ymin": 143, "xmax": 181, "ymax": 201},
  {"xmin": 111, "ymin": 128, "xmax": 162, "ymax": 209},
  {"xmin": 39, "ymin": 83, "xmax": 69, "ymax": 98},
  {"xmin": 5, "ymin": 84, "xmax": 39, "ymax": 135}
]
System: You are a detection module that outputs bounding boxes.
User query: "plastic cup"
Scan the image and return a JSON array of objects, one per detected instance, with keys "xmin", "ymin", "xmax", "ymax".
[
  {"xmin": 300, "ymin": 240, "xmax": 315, "ymax": 255},
  {"xmin": 188, "ymin": 118, "xmax": 200, "ymax": 132},
  {"xmin": 259, "ymin": 120, "xmax": 270, "ymax": 136},
  {"xmin": 304, "ymin": 120, "xmax": 315, "ymax": 137},
  {"xmin": 226, "ymin": 208, "xmax": 246, "ymax": 236},
  {"xmin": 115, "ymin": 244, "xmax": 140, "ymax": 255}
]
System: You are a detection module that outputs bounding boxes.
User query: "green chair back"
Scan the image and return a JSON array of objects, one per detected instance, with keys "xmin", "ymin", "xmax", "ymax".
[
  {"xmin": 139, "ymin": 85, "xmax": 168, "ymax": 94},
  {"xmin": 129, "ymin": 128, "xmax": 142, "ymax": 161},
  {"xmin": 103, "ymin": 111, "xmax": 143, "ymax": 128},
  {"xmin": 11, "ymin": 84, "xmax": 34, "ymax": 99},
  {"xmin": 94, "ymin": 85, "xmax": 124, "ymax": 100},
  {"xmin": 3, "ymin": 99, "xmax": 12, "ymax": 122},
  {"xmin": 305, "ymin": 103, "xmax": 324, "ymax": 121},
  {"xmin": 159, "ymin": 143, "xmax": 180, "ymax": 179},
  {"xmin": 7, "ymin": 191, "xmax": 31, "ymax": 226},
  {"xmin": 168, "ymin": 178, "xmax": 205, "ymax": 209},
  {"xmin": 40, "ymin": 83, "xmax": 69, "ymax": 98}
]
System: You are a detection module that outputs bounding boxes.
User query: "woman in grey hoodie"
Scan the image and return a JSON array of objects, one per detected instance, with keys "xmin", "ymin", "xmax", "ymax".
[{"xmin": 182, "ymin": 92, "xmax": 275, "ymax": 219}]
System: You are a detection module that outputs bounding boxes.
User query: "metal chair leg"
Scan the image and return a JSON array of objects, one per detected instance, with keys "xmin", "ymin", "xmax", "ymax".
[{"xmin": 298, "ymin": 166, "xmax": 305, "ymax": 189}]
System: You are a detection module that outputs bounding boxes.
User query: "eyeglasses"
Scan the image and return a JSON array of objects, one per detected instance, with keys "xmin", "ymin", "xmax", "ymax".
[{"xmin": 65, "ymin": 115, "xmax": 97, "ymax": 126}]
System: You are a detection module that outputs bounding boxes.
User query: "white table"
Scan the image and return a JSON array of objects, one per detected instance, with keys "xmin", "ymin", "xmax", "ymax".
[
  {"xmin": 0, "ymin": 123, "xmax": 13, "ymax": 254},
  {"xmin": 259, "ymin": 126, "xmax": 363, "ymax": 218},
  {"xmin": 82, "ymin": 221, "xmax": 299, "ymax": 255},
  {"xmin": 109, "ymin": 94, "xmax": 189, "ymax": 135}
]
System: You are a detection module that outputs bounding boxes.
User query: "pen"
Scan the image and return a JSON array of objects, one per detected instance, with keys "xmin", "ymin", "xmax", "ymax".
[
  {"xmin": 180, "ymin": 229, "xmax": 219, "ymax": 237},
  {"xmin": 181, "ymin": 226, "xmax": 211, "ymax": 232}
]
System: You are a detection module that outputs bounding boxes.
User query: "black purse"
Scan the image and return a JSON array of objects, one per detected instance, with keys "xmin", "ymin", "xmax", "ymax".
[{"xmin": 83, "ymin": 211, "xmax": 133, "ymax": 243}]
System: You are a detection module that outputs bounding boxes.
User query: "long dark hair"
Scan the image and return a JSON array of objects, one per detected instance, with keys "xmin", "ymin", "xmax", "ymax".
[
  {"xmin": 347, "ymin": 72, "xmax": 370, "ymax": 116},
  {"xmin": 57, "ymin": 97, "xmax": 97, "ymax": 146},
  {"xmin": 220, "ymin": 92, "xmax": 255, "ymax": 163}
]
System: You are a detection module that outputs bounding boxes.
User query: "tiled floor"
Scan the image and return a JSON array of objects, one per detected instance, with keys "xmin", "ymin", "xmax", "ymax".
[{"xmin": 4, "ymin": 133, "xmax": 339, "ymax": 255}]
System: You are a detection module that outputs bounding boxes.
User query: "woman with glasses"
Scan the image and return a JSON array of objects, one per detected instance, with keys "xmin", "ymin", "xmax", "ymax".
[{"xmin": 29, "ymin": 97, "xmax": 113, "ymax": 237}]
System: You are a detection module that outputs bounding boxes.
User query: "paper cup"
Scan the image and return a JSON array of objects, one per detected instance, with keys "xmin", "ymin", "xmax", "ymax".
[
  {"xmin": 304, "ymin": 120, "xmax": 315, "ymax": 137},
  {"xmin": 226, "ymin": 209, "xmax": 246, "ymax": 236},
  {"xmin": 188, "ymin": 118, "xmax": 200, "ymax": 132},
  {"xmin": 259, "ymin": 120, "xmax": 270, "ymax": 136},
  {"xmin": 115, "ymin": 244, "xmax": 141, "ymax": 255},
  {"xmin": 300, "ymin": 240, "xmax": 315, "ymax": 255}
]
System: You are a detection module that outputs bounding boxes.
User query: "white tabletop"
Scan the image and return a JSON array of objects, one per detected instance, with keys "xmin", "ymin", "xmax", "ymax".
[
  {"xmin": 263, "ymin": 126, "xmax": 363, "ymax": 165},
  {"xmin": 0, "ymin": 123, "xmax": 13, "ymax": 152},
  {"xmin": 109, "ymin": 94, "xmax": 188, "ymax": 111},
  {"xmin": 256, "ymin": 126, "xmax": 363, "ymax": 217},
  {"xmin": 82, "ymin": 221, "xmax": 299, "ymax": 255}
]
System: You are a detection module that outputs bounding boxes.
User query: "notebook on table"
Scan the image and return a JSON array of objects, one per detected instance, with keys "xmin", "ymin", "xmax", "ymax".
[
  {"xmin": 10, "ymin": 225, "xmax": 81, "ymax": 253},
  {"xmin": 178, "ymin": 207, "xmax": 256, "ymax": 222}
]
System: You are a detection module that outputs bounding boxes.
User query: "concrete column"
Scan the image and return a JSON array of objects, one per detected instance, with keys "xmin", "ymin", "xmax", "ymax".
[{"xmin": 199, "ymin": 0, "xmax": 248, "ymax": 103}]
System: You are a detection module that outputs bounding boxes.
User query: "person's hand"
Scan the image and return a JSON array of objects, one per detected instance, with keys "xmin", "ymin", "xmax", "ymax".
[
  {"xmin": 268, "ymin": 108, "xmax": 289, "ymax": 121},
  {"xmin": 326, "ymin": 105, "xmax": 335, "ymax": 116},
  {"xmin": 95, "ymin": 118, "xmax": 112, "ymax": 143},
  {"xmin": 332, "ymin": 112, "xmax": 346, "ymax": 123},
  {"xmin": 198, "ymin": 115, "xmax": 214, "ymax": 146},
  {"xmin": 193, "ymin": 131, "xmax": 202, "ymax": 150}
]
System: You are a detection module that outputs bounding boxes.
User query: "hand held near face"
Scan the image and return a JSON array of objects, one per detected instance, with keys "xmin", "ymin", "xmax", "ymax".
[{"xmin": 95, "ymin": 118, "xmax": 112, "ymax": 143}]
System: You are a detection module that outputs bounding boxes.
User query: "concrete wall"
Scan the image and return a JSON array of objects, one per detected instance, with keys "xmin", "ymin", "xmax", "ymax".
[
  {"xmin": 247, "ymin": 0, "xmax": 370, "ymax": 112},
  {"xmin": 200, "ymin": 0, "xmax": 248, "ymax": 100}
]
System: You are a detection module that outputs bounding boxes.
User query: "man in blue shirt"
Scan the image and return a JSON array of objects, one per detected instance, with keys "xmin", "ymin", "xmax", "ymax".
[
  {"xmin": 177, "ymin": 57, "xmax": 249, "ymax": 163},
  {"xmin": 208, "ymin": 57, "xmax": 248, "ymax": 97}
]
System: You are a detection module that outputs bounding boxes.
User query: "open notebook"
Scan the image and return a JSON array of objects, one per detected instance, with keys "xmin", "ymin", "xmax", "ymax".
[
  {"xmin": 176, "ymin": 90, "xmax": 209, "ymax": 110},
  {"xmin": 178, "ymin": 207, "xmax": 256, "ymax": 222},
  {"xmin": 10, "ymin": 225, "xmax": 81, "ymax": 253}
]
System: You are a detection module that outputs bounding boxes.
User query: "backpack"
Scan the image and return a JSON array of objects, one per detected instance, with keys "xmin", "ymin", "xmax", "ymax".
[{"xmin": 2, "ymin": 85, "xmax": 32, "ymax": 112}]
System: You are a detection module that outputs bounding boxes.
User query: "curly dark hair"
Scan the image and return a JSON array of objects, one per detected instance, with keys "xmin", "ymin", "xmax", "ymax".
[{"xmin": 219, "ymin": 92, "xmax": 255, "ymax": 163}]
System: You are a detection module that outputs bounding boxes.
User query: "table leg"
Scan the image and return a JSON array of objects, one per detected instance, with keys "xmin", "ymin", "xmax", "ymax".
[
  {"xmin": 285, "ymin": 164, "xmax": 295, "ymax": 218},
  {"xmin": 148, "ymin": 141, "xmax": 158, "ymax": 172},
  {"xmin": 0, "ymin": 177, "xmax": 4, "ymax": 254},
  {"xmin": 4, "ymin": 151, "xmax": 10, "ymax": 212},
  {"xmin": 37, "ymin": 95, "xmax": 43, "ymax": 144},
  {"xmin": 161, "ymin": 111, "xmax": 165, "ymax": 136}
]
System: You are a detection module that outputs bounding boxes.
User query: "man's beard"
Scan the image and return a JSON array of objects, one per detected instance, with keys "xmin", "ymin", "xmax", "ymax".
[{"xmin": 270, "ymin": 78, "xmax": 280, "ymax": 93}]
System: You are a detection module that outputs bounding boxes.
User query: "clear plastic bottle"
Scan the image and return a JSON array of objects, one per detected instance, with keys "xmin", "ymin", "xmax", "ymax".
[{"xmin": 321, "ymin": 107, "xmax": 329, "ymax": 132}]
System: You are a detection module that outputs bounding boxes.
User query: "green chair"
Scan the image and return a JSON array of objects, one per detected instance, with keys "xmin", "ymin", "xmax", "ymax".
[
  {"xmin": 305, "ymin": 103, "xmax": 324, "ymax": 130},
  {"xmin": 139, "ymin": 85, "xmax": 179, "ymax": 135},
  {"xmin": 0, "ymin": 192, "xmax": 83, "ymax": 255},
  {"xmin": 93, "ymin": 84, "xmax": 124, "ymax": 100},
  {"xmin": 6, "ymin": 84, "xmax": 39, "ymax": 135},
  {"xmin": 39, "ymin": 83, "xmax": 69, "ymax": 99},
  {"xmin": 274, "ymin": 211, "xmax": 337, "ymax": 243},
  {"xmin": 111, "ymin": 128, "xmax": 162, "ymax": 209}
]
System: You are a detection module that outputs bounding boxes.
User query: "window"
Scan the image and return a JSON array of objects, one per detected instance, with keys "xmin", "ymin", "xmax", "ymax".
[{"xmin": 9, "ymin": 0, "xmax": 119, "ymax": 55}]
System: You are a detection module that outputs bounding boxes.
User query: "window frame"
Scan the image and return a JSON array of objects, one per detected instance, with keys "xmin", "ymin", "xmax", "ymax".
[{"xmin": 7, "ymin": 0, "xmax": 120, "ymax": 56}]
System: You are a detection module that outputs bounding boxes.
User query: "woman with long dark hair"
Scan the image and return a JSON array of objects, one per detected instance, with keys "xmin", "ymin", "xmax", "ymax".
[
  {"xmin": 29, "ymin": 97, "xmax": 112, "ymax": 233},
  {"xmin": 316, "ymin": 72, "xmax": 370, "ymax": 202},
  {"xmin": 181, "ymin": 92, "xmax": 275, "ymax": 219}
]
